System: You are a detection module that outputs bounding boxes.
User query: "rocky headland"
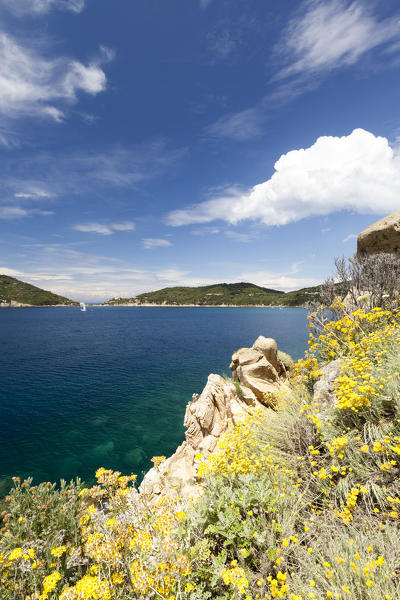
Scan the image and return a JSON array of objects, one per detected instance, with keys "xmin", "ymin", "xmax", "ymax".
[
  {"xmin": 140, "ymin": 210, "xmax": 400, "ymax": 503},
  {"xmin": 140, "ymin": 336, "xmax": 290, "ymax": 501}
]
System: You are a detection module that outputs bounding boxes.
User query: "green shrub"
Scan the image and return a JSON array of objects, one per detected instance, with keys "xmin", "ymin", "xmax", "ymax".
[
  {"xmin": 278, "ymin": 350, "xmax": 295, "ymax": 371},
  {"xmin": 0, "ymin": 478, "xmax": 85, "ymax": 599}
]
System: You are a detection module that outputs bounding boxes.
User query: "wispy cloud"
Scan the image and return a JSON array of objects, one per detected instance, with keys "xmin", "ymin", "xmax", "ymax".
[
  {"xmin": 142, "ymin": 238, "xmax": 172, "ymax": 250},
  {"xmin": 0, "ymin": 31, "xmax": 113, "ymax": 128},
  {"xmin": 234, "ymin": 269, "xmax": 321, "ymax": 291},
  {"xmin": 14, "ymin": 190, "xmax": 54, "ymax": 200},
  {"xmin": 225, "ymin": 230, "xmax": 257, "ymax": 243},
  {"xmin": 191, "ymin": 226, "xmax": 220, "ymax": 236},
  {"xmin": 343, "ymin": 233, "xmax": 357, "ymax": 243},
  {"xmin": 207, "ymin": 29, "xmax": 236, "ymax": 59},
  {"xmin": 0, "ymin": 139, "xmax": 186, "ymax": 202},
  {"xmin": 0, "ymin": 267, "xmax": 24, "ymax": 277},
  {"xmin": 156, "ymin": 268, "xmax": 188, "ymax": 281},
  {"xmin": 1, "ymin": 243, "xmax": 323, "ymax": 302},
  {"xmin": 275, "ymin": 0, "xmax": 400, "ymax": 82},
  {"xmin": 204, "ymin": 107, "xmax": 264, "ymax": 141},
  {"xmin": 0, "ymin": 206, "xmax": 53, "ymax": 219},
  {"xmin": 204, "ymin": 2, "xmax": 400, "ymax": 144},
  {"xmin": 1, "ymin": 0, "xmax": 85, "ymax": 15},
  {"xmin": 199, "ymin": 0, "xmax": 212, "ymax": 9},
  {"xmin": 74, "ymin": 222, "xmax": 135, "ymax": 235},
  {"xmin": 167, "ymin": 128, "xmax": 400, "ymax": 227}
]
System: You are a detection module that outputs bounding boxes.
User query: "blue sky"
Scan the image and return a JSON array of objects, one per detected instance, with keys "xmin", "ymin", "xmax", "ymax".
[{"xmin": 1, "ymin": 0, "xmax": 400, "ymax": 301}]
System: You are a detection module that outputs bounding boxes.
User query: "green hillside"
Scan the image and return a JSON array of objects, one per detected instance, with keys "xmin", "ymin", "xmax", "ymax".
[
  {"xmin": 105, "ymin": 281, "xmax": 323, "ymax": 307},
  {"xmin": 0, "ymin": 275, "xmax": 76, "ymax": 306}
]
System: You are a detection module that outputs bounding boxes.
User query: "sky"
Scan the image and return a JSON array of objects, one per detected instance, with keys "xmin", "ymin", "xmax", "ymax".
[{"xmin": 1, "ymin": 0, "xmax": 400, "ymax": 302}]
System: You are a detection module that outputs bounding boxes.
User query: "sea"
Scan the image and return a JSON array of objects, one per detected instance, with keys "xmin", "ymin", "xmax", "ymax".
[{"xmin": 0, "ymin": 306, "xmax": 309, "ymax": 495}]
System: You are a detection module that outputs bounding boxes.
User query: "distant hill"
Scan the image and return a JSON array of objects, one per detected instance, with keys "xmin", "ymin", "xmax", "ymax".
[
  {"xmin": 0, "ymin": 275, "xmax": 77, "ymax": 306},
  {"xmin": 104, "ymin": 282, "xmax": 323, "ymax": 307}
]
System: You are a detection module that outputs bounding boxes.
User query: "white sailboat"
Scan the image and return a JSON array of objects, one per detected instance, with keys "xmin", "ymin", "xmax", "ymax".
[{"xmin": 80, "ymin": 302, "xmax": 87, "ymax": 312}]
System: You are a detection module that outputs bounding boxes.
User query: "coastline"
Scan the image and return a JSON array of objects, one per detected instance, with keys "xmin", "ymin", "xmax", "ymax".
[
  {"xmin": 0, "ymin": 303, "xmax": 78, "ymax": 309},
  {"xmin": 101, "ymin": 303, "xmax": 306, "ymax": 308},
  {"xmin": 1, "ymin": 302, "xmax": 306, "ymax": 309}
]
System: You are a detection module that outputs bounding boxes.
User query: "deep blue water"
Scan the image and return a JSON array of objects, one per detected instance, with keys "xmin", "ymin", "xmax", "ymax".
[{"xmin": 0, "ymin": 306, "xmax": 308, "ymax": 494}]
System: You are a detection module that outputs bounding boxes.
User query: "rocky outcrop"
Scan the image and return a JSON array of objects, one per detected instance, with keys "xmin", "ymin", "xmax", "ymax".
[
  {"xmin": 313, "ymin": 359, "xmax": 342, "ymax": 407},
  {"xmin": 10, "ymin": 300, "xmax": 32, "ymax": 307},
  {"xmin": 139, "ymin": 374, "xmax": 260, "ymax": 501},
  {"xmin": 357, "ymin": 210, "xmax": 400, "ymax": 256},
  {"xmin": 230, "ymin": 336, "xmax": 286, "ymax": 401},
  {"xmin": 140, "ymin": 335, "xmax": 289, "ymax": 502}
]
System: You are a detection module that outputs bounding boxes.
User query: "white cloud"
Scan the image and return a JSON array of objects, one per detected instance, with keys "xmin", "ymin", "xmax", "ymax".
[
  {"xmin": 2, "ymin": 262, "xmax": 321, "ymax": 302},
  {"xmin": 225, "ymin": 230, "xmax": 257, "ymax": 243},
  {"xmin": 156, "ymin": 268, "xmax": 189, "ymax": 281},
  {"xmin": 0, "ymin": 205, "xmax": 52, "ymax": 218},
  {"xmin": 142, "ymin": 238, "xmax": 172, "ymax": 250},
  {"xmin": 199, "ymin": 0, "xmax": 212, "ymax": 8},
  {"xmin": 167, "ymin": 128, "xmax": 400, "ymax": 227},
  {"xmin": 0, "ymin": 32, "xmax": 111, "ymax": 123},
  {"xmin": 0, "ymin": 206, "xmax": 28, "ymax": 218},
  {"xmin": 191, "ymin": 226, "xmax": 220, "ymax": 236},
  {"xmin": 74, "ymin": 224, "xmax": 113, "ymax": 235},
  {"xmin": 0, "ymin": 267, "xmax": 23, "ymax": 277},
  {"xmin": 2, "ymin": 240, "xmax": 323, "ymax": 301},
  {"xmin": 204, "ymin": 107, "xmax": 264, "ymax": 141},
  {"xmin": 276, "ymin": 0, "xmax": 400, "ymax": 81},
  {"xmin": 1, "ymin": 0, "xmax": 85, "ymax": 15},
  {"xmin": 343, "ymin": 233, "xmax": 357, "ymax": 243},
  {"xmin": 74, "ymin": 222, "xmax": 135, "ymax": 235},
  {"xmin": 5, "ymin": 139, "xmax": 183, "ymax": 189},
  {"xmin": 202, "ymin": 2, "xmax": 400, "ymax": 147},
  {"xmin": 14, "ymin": 190, "xmax": 53, "ymax": 199},
  {"xmin": 0, "ymin": 140, "xmax": 185, "ymax": 211},
  {"xmin": 111, "ymin": 222, "xmax": 136, "ymax": 232},
  {"xmin": 24, "ymin": 272, "xmax": 74, "ymax": 281},
  {"xmin": 234, "ymin": 270, "xmax": 321, "ymax": 291}
]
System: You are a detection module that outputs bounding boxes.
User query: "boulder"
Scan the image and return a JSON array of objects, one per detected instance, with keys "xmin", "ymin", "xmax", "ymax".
[
  {"xmin": 253, "ymin": 336, "xmax": 285, "ymax": 376},
  {"xmin": 230, "ymin": 336, "xmax": 286, "ymax": 401},
  {"xmin": 357, "ymin": 210, "xmax": 400, "ymax": 256},
  {"xmin": 313, "ymin": 359, "xmax": 342, "ymax": 407}
]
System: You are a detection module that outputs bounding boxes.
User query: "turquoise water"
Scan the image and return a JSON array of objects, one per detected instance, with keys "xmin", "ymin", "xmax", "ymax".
[{"xmin": 0, "ymin": 306, "xmax": 308, "ymax": 493}]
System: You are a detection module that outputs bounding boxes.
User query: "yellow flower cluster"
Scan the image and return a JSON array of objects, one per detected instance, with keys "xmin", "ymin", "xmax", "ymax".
[
  {"xmin": 221, "ymin": 565, "xmax": 249, "ymax": 595},
  {"xmin": 268, "ymin": 570, "xmax": 289, "ymax": 598},
  {"xmin": 51, "ymin": 545, "xmax": 67, "ymax": 558},
  {"xmin": 306, "ymin": 307, "xmax": 400, "ymax": 413},
  {"xmin": 60, "ymin": 574, "xmax": 111, "ymax": 600},
  {"xmin": 64, "ymin": 467, "xmax": 191, "ymax": 599},
  {"xmin": 198, "ymin": 409, "xmax": 278, "ymax": 480},
  {"xmin": 40, "ymin": 571, "xmax": 62, "ymax": 599}
]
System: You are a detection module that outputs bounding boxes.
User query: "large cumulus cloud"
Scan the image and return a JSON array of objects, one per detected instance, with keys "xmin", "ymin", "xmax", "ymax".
[{"xmin": 167, "ymin": 129, "xmax": 400, "ymax": 227}]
